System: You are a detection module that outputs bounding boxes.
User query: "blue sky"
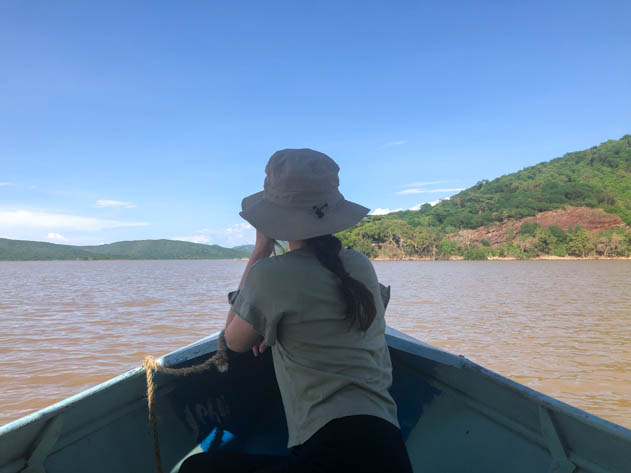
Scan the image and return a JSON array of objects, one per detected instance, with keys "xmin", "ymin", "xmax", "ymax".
[{"xmin": 1, "ymin": 1, "xmax": 630, "ymax": 247}]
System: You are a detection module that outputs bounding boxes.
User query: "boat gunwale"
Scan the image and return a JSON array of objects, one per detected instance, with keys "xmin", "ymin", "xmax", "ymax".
[
  {"xmin": 1, "ymin": 327, "xmax": 630, "ymax": 447},
  {"xmin": 386, "ymin": 326, "xmax": 631, "ymax": 442},
  {"xmin": 0, "ymin": 332, "xmax": 221, "ymax": 436}
]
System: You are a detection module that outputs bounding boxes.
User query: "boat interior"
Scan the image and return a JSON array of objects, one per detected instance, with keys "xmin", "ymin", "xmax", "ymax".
[{"xmin": 1, "ymin": 328, "xmax": 630, "ymax": 473}]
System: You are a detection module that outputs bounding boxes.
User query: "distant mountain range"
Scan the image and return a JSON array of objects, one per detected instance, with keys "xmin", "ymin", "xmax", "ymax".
[
  {"xmin": 231, "ymin": 244, "xmax": 256, "ymax": 254},
  {"xmin": 0, "ymin": 238, "xmax": 253, "ymax": 261}
]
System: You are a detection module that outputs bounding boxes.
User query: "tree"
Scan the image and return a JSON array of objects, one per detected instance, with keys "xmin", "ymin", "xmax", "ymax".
[
  {"xmin": 595, "ymin": 237, "xmax": 611, "ymax": 256},
  {"xmin": 609, "ymin": 233, "xmax": 626, "ymax": 256},
  {"xmin": 505, "ymin": 226, "xmax": 515, "ymax": 246},
  {"xmin": 415, "ymin": 231, "xmax": 438, "ymax": 258},
  {"xmin": 464, "ymin": 247, "xmax": 488, "ymax": 260},
  {"xmin": 519, "ymin": 221, "xmax": 540, "ymax": 236},
  {"xmin": 534, "ymin": 227, "xmax": 557, "ymax": 254},
  {"xmin": 437, "ymin": 240, "xmax": 461, "ymax": 259},
  {"xmin": 547, "ymin": 225, "xmax": 566, "ymax": 242},
  {"xmin": 565, "ymin": 226, "xmax": 592, "ymax": 257},
  {"xmin": 516, "ymin": 236, "xmax": 538, "ymax": 258}
]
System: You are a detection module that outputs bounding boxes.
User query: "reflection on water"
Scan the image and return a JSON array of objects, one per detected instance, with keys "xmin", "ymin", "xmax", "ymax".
[{"xmin": 0, "ymin": 260, "xmax": 629, "ymax": 429}]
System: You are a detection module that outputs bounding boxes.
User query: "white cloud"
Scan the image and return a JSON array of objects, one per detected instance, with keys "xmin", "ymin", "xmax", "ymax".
[
  {"xmin": 397, "ymin": 188, "xmax": 464, "ymax": 195},
  {"xmin": 223, "ymin": 223, "xmax": 254, "ymax": 236},
  {"xmin": 47, "ymin": 232, "xmax": 68, "ymax": 242},
  {"xmin": 173, "ymin": 223, "xmax": 255, "ymax": 248},
  {"xmin": 0, "ymin": 210, "xmax": 150, "ymax": 232},
  {"xmin": 371, "ymin": 199, "xmax": 447, "ymax": 215},
  {"xmin": 372, "ymin": 200, "xmax": 446, "ymax": 214},
  {"xmin": 382, "ymin": 140, "xmax": 408, "ymax": 147},
  {"xmin": 173, "ymin": 235, "xmax": 212, "ymax": 244},
  {"xmin": 409, "ymin": 199, "xmax": 443, "ymax": 211},
  {"xmin": 95, "ymin": 199, "xmax": 136, "ymax": 208},
  {"xmin": 0, "ymin": 182, "xmax": 12, "ymax": 187},
  {"xmin": 370, "ymin": 208, "xmax": 403, "ymax": 216},
  {"xmin": 401, "ymin": 181, "xmax": 447, "ymax": 188},
  {"xmin": 215, "ymin": 223, "xmax": 255, "ymax": 247}
]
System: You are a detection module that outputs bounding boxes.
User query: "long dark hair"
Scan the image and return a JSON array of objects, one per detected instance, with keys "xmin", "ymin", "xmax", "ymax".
[{"xmin": 306, "ymin": 235, "xmax": 376, "ymax": 331}]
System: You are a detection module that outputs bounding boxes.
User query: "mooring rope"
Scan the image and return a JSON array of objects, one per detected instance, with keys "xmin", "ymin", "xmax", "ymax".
[{"xmin": 142, "ymin": 330, "xmax": 229, "ymax": 473}]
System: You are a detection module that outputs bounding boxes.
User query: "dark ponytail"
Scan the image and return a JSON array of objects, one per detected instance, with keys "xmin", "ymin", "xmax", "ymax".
[{"xmin": 306, "ymin": 235, "xmax": 376, "ymax": 331}]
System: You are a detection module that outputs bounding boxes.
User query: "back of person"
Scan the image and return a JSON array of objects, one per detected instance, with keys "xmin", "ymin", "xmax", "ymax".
[
  {"xmin": 233, "ymin": 247, "xmax": 399, "ymax": 448},
  {"xmin": 179, "ymin": 149, "xmax": 413, "ymax": 473}
]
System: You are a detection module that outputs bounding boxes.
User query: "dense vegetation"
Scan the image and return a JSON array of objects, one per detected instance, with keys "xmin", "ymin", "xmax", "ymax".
[
  {"xmin": 337, "ymin": 135, "xmax": 631, "ymax": 259},
  {"xmin": 338, "ymin": 219, "xmax": 631, "ymax": 260},
  {"xmin": 0, "ymin": 238, "xmax": 251, "ymax": 261}
]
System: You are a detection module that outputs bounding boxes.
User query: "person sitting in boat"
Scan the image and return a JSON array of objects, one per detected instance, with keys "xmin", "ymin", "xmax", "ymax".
[{"xmin": 180, "ymin": 149, "xmax": 412, "ymax": 473}]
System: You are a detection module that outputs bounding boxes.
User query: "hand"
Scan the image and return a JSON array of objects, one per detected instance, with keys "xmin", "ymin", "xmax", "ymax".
[
  {"xmin": 252, "ymin": 339, "xmax": 268, "ymax": 357},
  {"xmin": 252, "ymin": 229, "xmax": 275, "ymax": 258}
]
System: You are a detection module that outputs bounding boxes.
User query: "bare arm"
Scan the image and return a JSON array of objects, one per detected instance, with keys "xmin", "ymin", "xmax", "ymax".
[{"xmin": 224, "ymin": 230, "xmax": 275, "ymax": 353}]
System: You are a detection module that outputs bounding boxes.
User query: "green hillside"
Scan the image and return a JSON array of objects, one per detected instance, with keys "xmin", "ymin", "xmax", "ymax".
[
  {"xmin": 0, "ymin": 238, "xmax": 113, "ymax": 260},
  {"xmin": 338, "ymin": 135, "xmax": 631, "ymax": 259},
  {"xmin": 0, "ymin": 238, "xmax": 251, "ymax": 261},
  {"xmin": 395, "ymin": 134, "xmax": 631, "ymax": 229},
  {"xmin": 231, "ymin": 244, "xmax": 255, "ymax": 254},
  {"xmin": 80, "ymin": 239, "xmax": 249, "ymax": 259}
]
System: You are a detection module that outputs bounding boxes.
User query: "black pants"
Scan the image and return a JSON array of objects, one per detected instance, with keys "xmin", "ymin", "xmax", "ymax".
[{"xmin": 179, "ymin": 415, "xmax": 413, "ymax": 473}]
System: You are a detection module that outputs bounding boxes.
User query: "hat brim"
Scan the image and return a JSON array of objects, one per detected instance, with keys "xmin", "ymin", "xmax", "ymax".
[{"xmin": 240, "ymin": 191, "xmax": 369, "ymax": 241}]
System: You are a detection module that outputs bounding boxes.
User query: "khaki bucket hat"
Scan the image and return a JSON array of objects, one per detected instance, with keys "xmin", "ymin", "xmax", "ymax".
[{"xmin": 240, "ymin": 149, "xmax": 369, "ymax": 241}]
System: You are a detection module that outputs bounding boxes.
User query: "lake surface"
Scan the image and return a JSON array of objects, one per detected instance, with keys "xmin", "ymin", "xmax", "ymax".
[{"xmin": 1, "ymin": 260, "xmax": 630, "ymax": 429}]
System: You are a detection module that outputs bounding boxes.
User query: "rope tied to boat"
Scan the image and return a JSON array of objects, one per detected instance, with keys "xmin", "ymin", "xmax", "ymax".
[{"xmin": 142, "ymin": 330, "xmax": 229, "ymax": 473}]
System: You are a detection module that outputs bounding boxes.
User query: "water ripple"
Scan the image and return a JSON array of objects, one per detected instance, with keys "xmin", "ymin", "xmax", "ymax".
[{"xmin": 1, "ymin": 259, "xmax": 629, "ymax": 429}]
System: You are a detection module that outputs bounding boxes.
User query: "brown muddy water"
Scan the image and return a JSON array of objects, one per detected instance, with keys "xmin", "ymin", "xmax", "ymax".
[{"xmin": 1, "ymin": 260, "xmax": 630, "ymax": 429}]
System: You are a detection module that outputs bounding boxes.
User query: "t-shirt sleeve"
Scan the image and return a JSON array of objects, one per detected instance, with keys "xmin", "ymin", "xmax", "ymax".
[{"xmin": 228, "ymin": 260, "xmax": 284, "ymax": 346}]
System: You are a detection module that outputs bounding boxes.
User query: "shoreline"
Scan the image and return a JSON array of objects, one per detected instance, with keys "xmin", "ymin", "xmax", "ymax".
[
  {"xmin": 0, "ymin": 257, "xmax": 251, "ymax": 262},
  {"xmin": 372, "ymin": 255, "xmax": 631, "ymax": 261},
  {"xmin": 2, "ymin": 255, "xmax": 630, "ymax": 263}
]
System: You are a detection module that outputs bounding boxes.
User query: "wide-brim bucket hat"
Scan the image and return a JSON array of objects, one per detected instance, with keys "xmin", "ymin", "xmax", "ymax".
[{"xmin": 240, "ymin": 149, "xmax": 369, "ymax": 241}]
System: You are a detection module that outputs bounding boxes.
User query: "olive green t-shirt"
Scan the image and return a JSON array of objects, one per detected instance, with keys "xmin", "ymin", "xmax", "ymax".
[{"xmin": 229, "ymin": 248, "xmax": 399, "ymax": 448}]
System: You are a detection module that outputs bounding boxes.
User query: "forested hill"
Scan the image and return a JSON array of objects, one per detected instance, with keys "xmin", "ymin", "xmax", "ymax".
[
  {"xmin": 337, "ymin": 135, "xmax": 631, "ymax": 259},
  {"xmin": 0, "ymin": 238, "xmax": 251, "ymax": 261}
]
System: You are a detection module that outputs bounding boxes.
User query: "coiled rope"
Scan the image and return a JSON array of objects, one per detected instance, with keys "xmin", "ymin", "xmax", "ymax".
[{"xmin": 142, "ymin": 330, "xmax": 229, "ymax": 473}]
